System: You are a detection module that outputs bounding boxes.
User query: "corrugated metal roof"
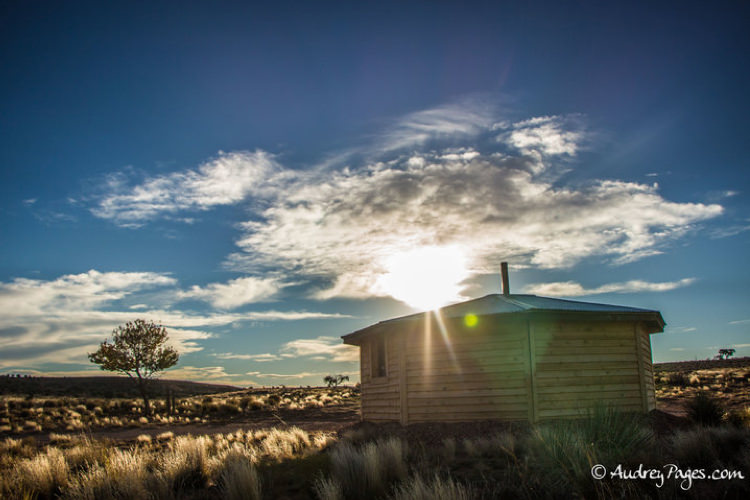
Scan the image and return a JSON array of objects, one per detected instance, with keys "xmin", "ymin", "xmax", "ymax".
[
  {"xmin": 342, "ymin": 293, "xmax": 665, "ymax": 343},
  {"xmin": 385, "ymin": 294, "xmax": 660, "ymax": 322}
]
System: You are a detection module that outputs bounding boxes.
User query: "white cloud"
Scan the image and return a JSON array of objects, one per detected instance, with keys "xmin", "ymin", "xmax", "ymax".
[
  {"xmin": 667, "ymin": 326, "xmax": 697, "ymax": 334},
  {"xmin": 92, "ymin": 151, "xmax": 280, "ymax": 226},
  {"xmin": 165, "ymin": 365, "xmax": 257, "ymax": 386},
  {"xmin": 89, "ymin": 102, "xmax": 724, "ymax": 304},
  {"xmin": 177, "ymin": 276, "xmax": 281, "ymax": 309},
  {"xmin": 227, "ymin": 149, "xmax": 720, "ymax": 298},
  {"xmin": 214, "ymin": 352, "xmax": 281, "ymax": 362},
  {"xmin": 246, "ymin": 370, "xmax": 358, "ymax": 380},
  {"xmin": 523, "ymin": 278, "xmax": 696, "ymax": 297},
  {"xmin": 279, "ymin": 336, "xmax": 359, "ymax": 362},
  {"xmin": 502, "ymin": 115, "xmax": 584, "ymax": 157},
  {"xmin": 0, "ymin": 270, "xmax": 176, "ymax": 317},
  {"xmin": 729, "ymin": 319, "xmax": 750, "ymax": 325},
  {"xmin": 379, "ymin": 98, "xmax": 496, "ymax": 152},
  {"xmin": 0, "ymin": 271, "xmax": 351, "ymax": 371}
]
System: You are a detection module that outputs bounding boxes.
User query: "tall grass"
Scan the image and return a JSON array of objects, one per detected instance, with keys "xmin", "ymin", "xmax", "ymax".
[
  {"xmin": 17, "ymin": 447, "xmax": 69, "ymax": 499},
  {"xmin": 524, "ymin": 406, "xmax": 652, "ymax": 498},
  {"xmin": 0, "ymin": 426, "xmax": 334, "ymax": 500},
  {"xmin": 389, "ymin": 474, "xmax": 473, "ymax": 500},
  {"xmin": 219, "ymin": 455, "xmax": 261, "ymax": 500},
  {"xmin": 329, "ymin": 437, "xmax": 407, "ymax": 498}
]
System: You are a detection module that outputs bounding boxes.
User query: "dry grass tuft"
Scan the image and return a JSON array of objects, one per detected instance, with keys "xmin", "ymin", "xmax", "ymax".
[{"xmin": 219, "ymin": 455, "xmax": 261, "ymax": 500}]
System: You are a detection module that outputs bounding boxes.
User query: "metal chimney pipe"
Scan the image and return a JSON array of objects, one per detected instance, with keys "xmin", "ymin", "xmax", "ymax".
[{"xmin": 501, "ymin": 262, "xmax": 510, "ymax": 296}]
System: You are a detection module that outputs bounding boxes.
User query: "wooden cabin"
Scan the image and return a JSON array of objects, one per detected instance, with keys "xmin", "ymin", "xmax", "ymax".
[{"xmin": 342, "ymin": 279, "xmax": 664, "ymax": 424}]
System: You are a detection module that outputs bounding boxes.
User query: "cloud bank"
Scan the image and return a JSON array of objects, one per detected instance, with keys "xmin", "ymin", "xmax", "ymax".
[
  {"xmin": 0, "ymin": 271, "xmax": 347, "ymax": 371},
  {"xmin": 90, "ymin": 104, "xmax": 723, "ymax": 303}
]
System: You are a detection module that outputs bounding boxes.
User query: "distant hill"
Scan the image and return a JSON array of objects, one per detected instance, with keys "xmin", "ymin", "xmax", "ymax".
[
  {"xmin": 654, "ymin": 356, "xmax": 750, "ymax": 373},
  {"xmin": 0, "ymin": 375, "xmax": 241, "ymax": 398}
]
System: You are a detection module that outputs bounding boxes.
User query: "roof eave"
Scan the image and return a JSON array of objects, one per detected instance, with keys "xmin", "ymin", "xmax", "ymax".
[{"xmin": 341, "ymin": 309, "xmax": 666, "ymax": 345}]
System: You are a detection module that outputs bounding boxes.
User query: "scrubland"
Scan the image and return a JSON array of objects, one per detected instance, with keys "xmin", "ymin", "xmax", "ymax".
[
  {"xmin": 0, "ymin": 387, "xmax": 358, "ymax": 435},
  {"xmin": 0, "ymin": 359, "xmax": 748, "ymax": 499}
]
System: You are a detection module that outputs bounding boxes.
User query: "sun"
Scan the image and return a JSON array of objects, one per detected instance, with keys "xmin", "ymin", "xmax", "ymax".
[{"xmin": 375, "ymin": 245, "xmax": 470, "ymax": 311}]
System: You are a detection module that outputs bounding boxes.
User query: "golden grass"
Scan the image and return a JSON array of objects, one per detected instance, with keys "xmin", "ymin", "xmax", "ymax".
[{"xmin": 0, "ymin": 387, "xmax": 359, "ymax": 436}]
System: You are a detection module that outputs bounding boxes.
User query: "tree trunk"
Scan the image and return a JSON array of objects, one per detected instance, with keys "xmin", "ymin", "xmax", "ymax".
[{"xmin": 137, "ymin": 376, "xmax": 151, "ymax": 416}]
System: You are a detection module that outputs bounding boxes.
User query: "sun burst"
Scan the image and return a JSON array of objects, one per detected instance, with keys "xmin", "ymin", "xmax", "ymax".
[{"xmin": 375, "ymin": 245, "xmax": 469, "ymax": 310}]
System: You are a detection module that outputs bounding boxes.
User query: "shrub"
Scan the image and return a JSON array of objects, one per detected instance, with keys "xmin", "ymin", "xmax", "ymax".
[
  {"xmin": 160, "ymin": 435, "xmax": 211, "ymax": 492},
  {"xmin": 329, "ymin": 438, "xmax": 407, "ymax": 498},
  {"xmin": 219, "ymin": 456, "xmax": 261, "ymax": 500},
  {"xmin": 686, "ymin": 392, "xmax": 724, "ymax": 426},
  {"xmin": 667, "ymin": 372, "xmax": 688, "ymax": 386},
  {"xmin": 389, "ymin": 474, "xmax": 473, "ymax": 500},
  {"xmin": 17, "ymin": 447, "xmax": 70, "ymax": 499},
  {"xmin": 526, "ymin": 406, "xmax": 651, "ymax": 497},
  {"xmin": 725, "ymin": 408, "xmax": 750, "ymax": 428},
  {"xmin": 314, "ymin": 476, "xmax": 344, "ymax": 500}
]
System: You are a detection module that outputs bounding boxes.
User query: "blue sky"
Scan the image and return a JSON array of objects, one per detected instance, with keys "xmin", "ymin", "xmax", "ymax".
[{"xmin": 1, "ymin": 1, "xmax": 749, "ymax": 386}]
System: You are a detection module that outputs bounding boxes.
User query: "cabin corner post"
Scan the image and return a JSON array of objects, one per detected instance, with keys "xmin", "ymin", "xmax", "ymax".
[
  {"xmin": 398, "ymin": 333, "xmax": 408, "ymax": 425},
  {"xmin": 634, "ymin": 323, "xmax": 648, "ymax": 413},
  {"xmin": 526, "ymin": 319, "xmax": 538, "ymax": 423},
  {"xmin": 359, "ymin": 342, "xmax": 365, "ymax": 421}
]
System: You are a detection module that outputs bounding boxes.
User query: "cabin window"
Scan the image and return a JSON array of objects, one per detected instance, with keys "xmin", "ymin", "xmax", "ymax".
[{"xmin": 371, "ymin": 336, "xmax": 387, "ymax": 378}]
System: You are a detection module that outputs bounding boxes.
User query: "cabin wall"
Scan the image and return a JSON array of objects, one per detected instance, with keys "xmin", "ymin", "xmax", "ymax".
[
  {"xmin": 360, "ymin": 331, "xmax": 402, "ymax": 422},
  {"xmin": 637, "ymin": 323, "xmax": 657, "ymax": 411},
  {"xmin": 403, "ymin": 317, "xmax": 529, "ymax": 423},
  {"xmin": 531, "ymin": 320, "xmax": 644, "ymax": 419},
  {"xmin": 357, "ymin": 317, "xmax": 657, "ymax": 423}
]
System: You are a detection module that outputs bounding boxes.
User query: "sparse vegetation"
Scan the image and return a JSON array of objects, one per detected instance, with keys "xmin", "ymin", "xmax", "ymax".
[
  {"xmin": 0, "ymin": 358, "xmax": 747, "ymax": 498},
  {"xmin": 0, "ymin": 387, "xmax": 359, "ymax": 435}
]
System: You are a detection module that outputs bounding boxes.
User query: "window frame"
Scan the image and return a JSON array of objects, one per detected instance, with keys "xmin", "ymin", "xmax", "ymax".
[{"xmin": 370, "ymin": 335, "xmax": 388, "ymax": 379}]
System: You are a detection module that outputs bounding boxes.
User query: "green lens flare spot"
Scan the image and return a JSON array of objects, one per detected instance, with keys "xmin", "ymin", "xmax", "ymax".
[{"xmin": 464, "ymin": 313, "xmax": 478, "ymax": 327}]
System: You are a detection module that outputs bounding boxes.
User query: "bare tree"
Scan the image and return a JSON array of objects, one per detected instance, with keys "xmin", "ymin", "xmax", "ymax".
[{"xmin": 88, "ymin": 319, "xmax": 178, "ymax": 415}]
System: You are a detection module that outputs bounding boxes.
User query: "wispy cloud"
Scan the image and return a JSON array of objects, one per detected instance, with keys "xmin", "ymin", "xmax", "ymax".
[
  {"xmin": 246, "ymin": 370, "xmax": 358, "ymax": 381},
  {"xmin": 279, "ymin": 336, "xmax": 359, "ymax": 362},
  {"xmin": 667, "ymin": 326, "xmax": 697, "ymax": 334},
  {"xmin": 91, "ymin": 151, "xmax": 280, "ymax": 227},
  {"xmin": 379, "ymin": 97, "xmax": 496, "ymax": 152},
  {"xmin": 0, "ymin": 271, "xmax": 350, "ymax": 371},
  {"xmin": 523, "ymin": 278, "xmax": 696, "ymax": 297},
  {"xmin": 214, "ymin": 352, "xmax": 281, "ymax": 362},
  {"xmin": 729, "ymin": 319, "xmax": 750, "ymax": 325},
  {"xmin": 165, "ymin": 365, "xmax": 257, "ymax": 386},
  {"xmin": 177, "ymin": 276, "xmax": 281, "ymax": 309}
]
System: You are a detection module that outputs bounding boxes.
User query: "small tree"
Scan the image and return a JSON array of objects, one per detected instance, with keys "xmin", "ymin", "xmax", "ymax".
[
  {"xmin": 717, "ymin": 348, "xmax": 735, "ymax": 360},
  {"xmin": 88, "ymin": 319, "xmax": 178, "ymax": 415},
  {"xmin": 324, "ymin": 374, "xmax": 349, "ymax": 387}
]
